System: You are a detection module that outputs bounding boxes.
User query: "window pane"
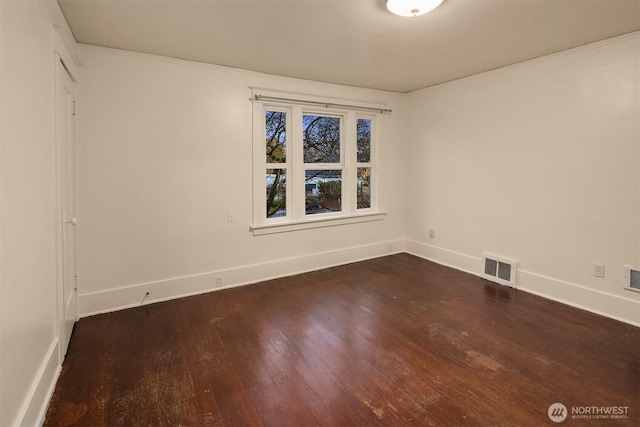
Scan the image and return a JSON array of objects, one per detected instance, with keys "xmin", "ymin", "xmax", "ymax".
[
  {"xmin": 305, "ymin": 170, "xmax": 342, "ymax": 214},
  {"xmin": 357, "ymin": 118, "xmax": 371, "ymax": 163},
  {"xmin": 266, "ymin": 168, "xmax": 286, "ymax": 217},
  {"xmin": 266, "ymin": 111, "xmax": 286, "ymax": 163},
  {"xmin": 357, "ymin": 167, "xmax": 371, "ymax": 209},
  {"xmin": 303, "ymin": 115, "xmax": 340, "ymax": 163}
]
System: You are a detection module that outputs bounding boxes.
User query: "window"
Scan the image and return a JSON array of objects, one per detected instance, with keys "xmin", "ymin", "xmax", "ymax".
[
  {"xmin": 303, "ymin": 114, "xmax": 342, "ymax": 215},
  {"xmin": 265, "ymin": 110, "xmax": 288, "ymax": 218},
  {"xmin": 357, "ymin": 118, "xmax": 372, "ymax": 210},
  {"xmin": 252, "ymin": 91, "xmax": 385, "ymax": 234}
]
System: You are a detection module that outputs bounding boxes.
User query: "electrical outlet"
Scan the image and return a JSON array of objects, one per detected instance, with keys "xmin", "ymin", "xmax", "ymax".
[
  {"xmin": 216, "ymin": 276, "xmax": 223, "ymax": 287},
  {"xmin": 227, "ymin": 211, "xmax": 235, "ymax": 223},
  {"xmin": 429, "ymin": 229, "xmax": 435, "ymax": 239},
  {"xmin": 593, "ymin": 264, "xmax": 604, "ymax": 278}
]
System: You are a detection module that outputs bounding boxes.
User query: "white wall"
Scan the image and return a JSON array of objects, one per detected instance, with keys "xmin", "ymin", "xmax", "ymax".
[
  {"xmin": 0, "ymin": 1, "xmax": 74, "ymax": 425},
  {"xmin": 405, "ymin": 33, "xmax": 640, "ymax": 325},
  {"xmin": 75, "ymin": 46, "xmax": 406, "ymax": 316}
]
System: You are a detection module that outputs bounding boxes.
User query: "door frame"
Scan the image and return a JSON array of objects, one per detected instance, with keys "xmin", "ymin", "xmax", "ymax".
[{"xmin": 54, "ymin": 25, "xmax": 81, "ymax": 363}]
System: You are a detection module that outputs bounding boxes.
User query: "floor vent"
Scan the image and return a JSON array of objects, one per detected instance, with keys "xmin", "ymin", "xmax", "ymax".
[
  {"xmin": 482, "ymin": 253, "xmax": 518, "ymax": 288},
  {"xmin": 624, "ymin": 266, "xmax": 640, "ymax": 293}
]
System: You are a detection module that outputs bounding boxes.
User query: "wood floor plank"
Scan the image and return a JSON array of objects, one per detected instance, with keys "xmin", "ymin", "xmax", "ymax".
[{"xmin": 44, "ymin": 254, "xmax": 639, "ymax": 426}]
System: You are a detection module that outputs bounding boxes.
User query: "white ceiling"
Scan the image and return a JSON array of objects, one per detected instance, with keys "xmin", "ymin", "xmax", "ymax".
[{"xmin": 58, "ymin": 0, "xmax": 640, "ymax": 93}]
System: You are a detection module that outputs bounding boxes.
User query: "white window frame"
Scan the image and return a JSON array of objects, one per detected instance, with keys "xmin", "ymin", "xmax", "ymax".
[
  {"xmin": 354, "ymin": 114, "xmax": 376, "ymax": 214},
  {"xmin": 251, "ymin": 90, "xmax": 385, "ymax": 235},
  {"xmin": 300, "ymin": 109, "xmax": 345, "ymax": 221},
  {"xmin": 262, "ymin": 106, "xmax": 292, "ymax": 223}
]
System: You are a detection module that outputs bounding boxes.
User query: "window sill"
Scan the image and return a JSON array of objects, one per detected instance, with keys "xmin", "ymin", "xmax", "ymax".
[{"xmin": 250, "ymin": 212, "xmax": 386, "ymax": 236}]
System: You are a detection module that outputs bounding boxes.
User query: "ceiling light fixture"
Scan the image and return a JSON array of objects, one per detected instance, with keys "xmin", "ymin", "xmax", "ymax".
[{"xmin": 387, "ymin": 0, "xmax": 443, "ymax": 17}]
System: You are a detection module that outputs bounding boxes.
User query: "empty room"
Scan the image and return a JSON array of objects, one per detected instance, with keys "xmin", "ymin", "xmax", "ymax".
[{"xmin": 1, "ymin": 0, "xmax": 639, "ymax": 426}]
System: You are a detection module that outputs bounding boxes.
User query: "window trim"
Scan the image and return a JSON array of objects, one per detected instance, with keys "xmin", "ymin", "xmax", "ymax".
[
  {"xmin": 250, "ymin": 212, "xmax": 386, "ymax": 236},
  {"xmin": 252, "ymin": 89, "xmax": 387, "ymax": 234}
]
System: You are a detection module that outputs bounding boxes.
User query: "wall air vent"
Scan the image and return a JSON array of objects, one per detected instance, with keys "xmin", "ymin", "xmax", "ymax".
[
  {"xmin": 624, "ymin": 266, "xmax": 640, "ymax": 293},
  {"xmin": 482, "ymin": 253, "xmax": 518, "ymax": 288}
]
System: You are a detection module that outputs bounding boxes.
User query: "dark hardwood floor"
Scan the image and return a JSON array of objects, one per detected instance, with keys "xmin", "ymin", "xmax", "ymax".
[{"xmin": 44, "ymin": 254, "xmax": 639, "ymax": 426}]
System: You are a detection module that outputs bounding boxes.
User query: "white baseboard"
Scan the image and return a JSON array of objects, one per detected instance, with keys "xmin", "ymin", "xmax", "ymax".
[
  {"xmin": 79, "ymin": 238, "xmax": 639, "ymax": 326},
  {"xmin": 14, "ymin": 338, "xmax": 61, "ymax": 427},
  {"xmin": 406, "ymin": 239, "xmax": 640, "ymax": 327},
  {"xmin": 518, "ymin": 270, "xmax": 640, "ymax": 327},
  {"xmin": 79, "ymin": 239, "xmax": 405, "ymax": 317},
  {"xmin": 404, "ymin": 239, "xmax": 483, "ymax": 275}
]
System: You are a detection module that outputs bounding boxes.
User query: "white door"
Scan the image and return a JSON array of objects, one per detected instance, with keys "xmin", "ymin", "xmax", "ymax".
[{"xmin": 56, "ymin": 57, "xmax": 77, "ymax": 358}]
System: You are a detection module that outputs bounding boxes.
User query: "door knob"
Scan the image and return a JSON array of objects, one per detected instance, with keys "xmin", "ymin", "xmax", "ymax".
[{"xmin": 65, "ymin": 217, "xmax": 77, "ymax": 226}]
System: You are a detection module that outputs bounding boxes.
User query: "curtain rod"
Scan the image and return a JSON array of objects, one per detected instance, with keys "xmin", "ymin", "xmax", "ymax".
[{"xmin": 253, "ymin": 94, "xmax": 392, "ymax": 114}]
